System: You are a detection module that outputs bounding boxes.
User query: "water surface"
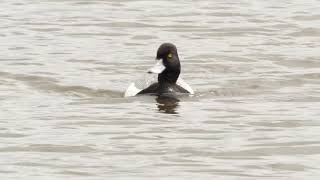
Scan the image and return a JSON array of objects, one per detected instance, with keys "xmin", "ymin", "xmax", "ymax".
[{"xmin": 1, "ymin": 0, "xmax": 320, "ymax": 179}]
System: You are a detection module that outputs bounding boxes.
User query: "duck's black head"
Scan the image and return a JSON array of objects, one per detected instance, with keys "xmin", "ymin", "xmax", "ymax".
[{"xmin": 149, "ymin": 43, "xmax": 181, "ymax": 84}]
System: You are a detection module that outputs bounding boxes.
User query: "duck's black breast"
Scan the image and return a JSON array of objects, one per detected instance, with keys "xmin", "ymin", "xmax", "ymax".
[{"xmin": 138, "ymin": 83, "xmax": 189, "ymax": 95}]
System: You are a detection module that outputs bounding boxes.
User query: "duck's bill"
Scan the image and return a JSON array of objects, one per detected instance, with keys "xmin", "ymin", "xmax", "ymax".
[{"xmin": 148, "ymin": 60, "xmax": 165, "ymax": 74}]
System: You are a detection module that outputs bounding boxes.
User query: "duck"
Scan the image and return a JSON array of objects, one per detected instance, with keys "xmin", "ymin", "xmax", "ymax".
[{"xmin": 124, "ymin": 43, "xmax": 194, "ymax": 97}]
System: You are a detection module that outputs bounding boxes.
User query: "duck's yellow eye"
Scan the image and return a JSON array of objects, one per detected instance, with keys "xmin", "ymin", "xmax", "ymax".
[{"xmin": 168, "ymin": 53, "xmax": 172, "ymax": 59}]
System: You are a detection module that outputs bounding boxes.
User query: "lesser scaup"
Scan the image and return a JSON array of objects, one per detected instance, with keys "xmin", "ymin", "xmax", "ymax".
[{"xmin": 124, "ymin": 43, "xmax": 194, "ymax": 97}]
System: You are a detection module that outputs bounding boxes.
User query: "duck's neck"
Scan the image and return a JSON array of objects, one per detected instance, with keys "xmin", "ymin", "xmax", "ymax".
[{"xmin": 158, "ymin": 66, "xmax": 180, "ymax": 85}]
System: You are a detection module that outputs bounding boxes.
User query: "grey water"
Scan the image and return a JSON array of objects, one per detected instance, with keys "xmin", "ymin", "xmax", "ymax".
[{"xmin": 1, "ymin": 0, "xmax": 320, "ymax": 179}]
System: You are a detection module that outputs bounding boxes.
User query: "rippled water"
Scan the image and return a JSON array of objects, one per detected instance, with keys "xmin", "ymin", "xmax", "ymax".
[{"xmin": 1, "ymin": 0, "xmax": 320, "ymax": 179}]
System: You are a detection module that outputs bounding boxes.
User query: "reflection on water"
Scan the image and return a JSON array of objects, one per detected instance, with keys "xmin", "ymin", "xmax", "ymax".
[{"xmin": 156, "ymin": 95, "xmax": 180, "ymax": 114}]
